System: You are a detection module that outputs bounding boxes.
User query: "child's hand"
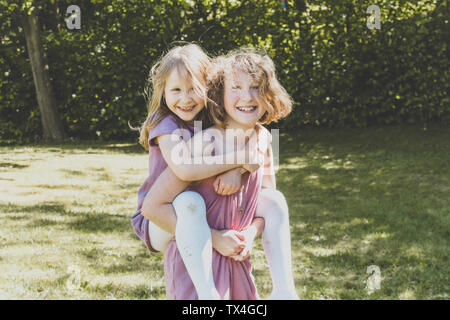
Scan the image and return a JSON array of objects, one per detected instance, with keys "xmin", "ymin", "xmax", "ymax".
[
  {"xmin": 241, "ymin": 127, "xmax": 264, "ymax": 173},
  {"xmin": 242, "ymin": 149, "xmax": 264, "ymax": 173},
  {"xmin": 230, "ymin": 227, "xmax": 257, "ymax": 262},
  {"xmin": 213, "ymin": 168, "xmax": 243, "ymax": 195},
  {"xmin": 211, "ymin": 229, "xmax": 246, "ymax": 257}
]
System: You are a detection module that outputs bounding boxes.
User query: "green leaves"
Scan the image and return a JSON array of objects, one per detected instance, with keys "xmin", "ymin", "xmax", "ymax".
[{"xmin": 0, "ymin": 0, "xmax": 449, "ymax": 143}]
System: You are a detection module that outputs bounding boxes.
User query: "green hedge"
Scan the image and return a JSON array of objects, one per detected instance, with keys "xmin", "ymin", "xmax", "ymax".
[{"xmin": 0, "ymin": 0, "xmax": 448, "ymax": 143}]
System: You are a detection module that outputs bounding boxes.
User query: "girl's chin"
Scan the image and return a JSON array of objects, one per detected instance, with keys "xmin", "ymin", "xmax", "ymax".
[
  {"xmin": 228, "ymin": 118, "xmax": 259, "ymax": 129},
  {"xmin": 231, "ymin": 114, "xmax": 263, "ymax": 127},
  {"xmin": 174, "ymin": 109, "xmax": 200, "ymax": 121},
  {"xmin": 177, "ymin": 113, "xmax": 196, "ymax": 120},
  {"xmin": 226, "ymin": 108, "xmax": 264, "ymax": 127}
]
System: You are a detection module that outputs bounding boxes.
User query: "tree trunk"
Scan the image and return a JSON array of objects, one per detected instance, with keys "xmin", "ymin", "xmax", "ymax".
[{"xmin": 21, "ymin": 9, "xmax": 65, "ymax": 142}]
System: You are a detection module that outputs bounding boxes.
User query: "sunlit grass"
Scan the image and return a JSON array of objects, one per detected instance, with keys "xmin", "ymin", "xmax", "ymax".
[
  {"xmin": 1, "ymin": 124, "xmax": 449, "ymax": 299},
  {"xmin": 0, "ymin": 142, "xmax": 163, "ymax": 299}
]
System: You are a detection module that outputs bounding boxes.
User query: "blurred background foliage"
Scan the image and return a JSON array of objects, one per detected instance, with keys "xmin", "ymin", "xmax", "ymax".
[{"xmin": 0, "ymin": 0, "xmax": 448, "ymax": 143}]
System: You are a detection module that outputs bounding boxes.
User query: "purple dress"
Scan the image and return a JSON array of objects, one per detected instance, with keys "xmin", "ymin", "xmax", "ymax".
[
  {"xmin": 131, "ymin": 115, "xmax": 189, "ymax": 253},
  {"xmin": 131, "ymin": 115, "xmax": 262, "ymax": 300},
  {"xmin": 164, "ymin": 137, "xmax": 263, "ymax": 300}
]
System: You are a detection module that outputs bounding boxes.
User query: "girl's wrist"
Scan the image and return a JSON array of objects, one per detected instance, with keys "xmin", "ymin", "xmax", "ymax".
[
  {"xmin": 210, "ymin": 228, "xmax": 221, "ymax": 249},
  {"xmin": 243, "ymin": 225, "xmax": 257, "ymax": 242},
  {"xmin": 251, "ymin": 217, "xmax": 265, "ymax": 237}
]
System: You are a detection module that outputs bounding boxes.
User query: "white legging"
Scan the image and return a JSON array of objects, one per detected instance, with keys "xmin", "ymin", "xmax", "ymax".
[
  {"xmin": 148, "ymin": 191, "xmax": 219, "ymax": 300},
  {"xmin": 149, "ymin": 189, "xmax": 298, "ymax": 300}
]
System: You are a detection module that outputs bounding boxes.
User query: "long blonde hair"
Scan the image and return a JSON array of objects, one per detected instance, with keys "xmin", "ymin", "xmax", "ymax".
[
  {"xmin": 138, "ymin": 43, "xmax": 212, "ymax": 150},
  {"xmin": 207, "ymin": 48, "xmax": 293, "ymax": 128}
]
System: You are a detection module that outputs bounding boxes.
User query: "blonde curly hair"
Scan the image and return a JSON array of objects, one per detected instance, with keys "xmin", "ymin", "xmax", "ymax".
[{"xmin": 206, "ymin": 48, "xmax": 293, "ymax": 128}]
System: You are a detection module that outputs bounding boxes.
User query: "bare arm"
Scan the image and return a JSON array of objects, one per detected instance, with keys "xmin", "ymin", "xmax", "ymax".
[
  {"xmin": 157, "ymin": 128, "xmax": 259, "ymax": 181},
  {"xmin": 141, "ymin": 167, "xmax": 189, "ymax": 235},
  {"xmin": 142, "ymin": 127, "xmax": 263, "ymax": 253},
  {"xmin": 141, "ymin": 168, "xmax": 242, "ymax": 255},
  {"xmin": 141, "ymin": 130, "xmax": 222, "ymax": 232},
  {"xmin": 231, "ymin": 217, "xmax": 265, "ymax": 261},
  {"xmin": 243, "ymin": 217, "xmax": 265, "ymax": 240},
  {"xmin": 213, "ymin": 167, "xmax": 245, "ymax": 195},
  {"xmin": 261, "ymin": 133, "xmax": 276, "ymax": 189}
]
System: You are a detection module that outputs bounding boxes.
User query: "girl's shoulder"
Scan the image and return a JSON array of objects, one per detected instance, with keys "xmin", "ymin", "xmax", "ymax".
[
  {"xmin": 257, "ymin": 123, "xmax": 271, "ymax": 138},
  {"xmin": 155, "ymin": 114, "xmax": 180, "ymax": 130},
  {"xmin": 255, "ymin": 124, "xmax": 272, "ymax": 157},
  {"xmin": 149, "ymin": 114, "xmax": 184, "ymax": 147},
  {"xmin": 257, "ymin": 124, "xmax": 272, "ymax": 145}
]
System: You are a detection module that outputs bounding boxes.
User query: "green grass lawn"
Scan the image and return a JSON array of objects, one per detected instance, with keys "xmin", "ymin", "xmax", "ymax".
[{"xmin": 0, "ymin": 124, "xmax": 449, "ymax": 299}]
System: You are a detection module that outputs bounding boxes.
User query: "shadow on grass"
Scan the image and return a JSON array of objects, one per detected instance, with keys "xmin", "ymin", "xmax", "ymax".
[
  {"xmin": 1, "ymin": 200, "xmax": 163, "ymax": 298},
  {"xmin": 1, "ymin": 202, "xmax": 132, "ymax": 234},
  {"xmin": 278, "ymin": 125, "xmax": 450, "ymax": 299},
  {"xmin": 2, "ymin": 124, "xmax": 448, "ymax": 299},
  {"xmin": 117, "ymin": 183, "xmax": 142, "ymax": 190},
  {"xmin": 59, "ymin": 169, "xmax": 86, "ymax": 176},
  {"xmin": 84, "ymin": 282, "xmax": 166, "ymax": 299},
  {"xmin": 67, "ymin": 213, "xmax": 130, "ymax": 233},
  {"xmin": 30, "ymin": 184, "xmax": 88, "ymax": 190},
  {"xmin": 8, "ymin": 141, "xmax": 145, "ymax": 155},
  {"xmin": 0, "ymin": 162, "xmax": 30, "ymax": 169},
  {"xmin": 28, "ymin": 218, "xmax": 59, "ymax": 228},
  {"xmin": 1, "ymin": 202, "xmax": 68, "ymax": 214}
]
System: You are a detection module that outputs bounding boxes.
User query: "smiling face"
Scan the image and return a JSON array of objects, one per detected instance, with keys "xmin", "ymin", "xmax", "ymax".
[
  {"xmin": 223, "ymin": 69, "xmax": 266, "ymax": 130},
  {"xmin": 164, "ymin": 66, "xmax": 205, "ymax": 124}
]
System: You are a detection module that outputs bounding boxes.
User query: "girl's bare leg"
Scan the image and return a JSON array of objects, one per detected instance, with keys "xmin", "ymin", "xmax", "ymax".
[{"xmin": 148, "ymin": 220, "xmax": 173, "ymax": 253}]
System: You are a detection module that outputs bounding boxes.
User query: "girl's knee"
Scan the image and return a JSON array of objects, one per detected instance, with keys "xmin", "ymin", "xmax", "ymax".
[
  {"xmin": 260, "ymin": 188, "xmax": 288, "ymax": 212},
  {"xmin": 173, "ymin": 191, "xmax": 206, "ymax": 219}
]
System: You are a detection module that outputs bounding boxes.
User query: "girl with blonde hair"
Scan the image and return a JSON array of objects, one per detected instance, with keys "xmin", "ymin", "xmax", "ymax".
[
  {"xmin": 131, "ymin": 43, "xmax": 260, "ymax": 299},
  {"xmin": 142, "ymin": 48, "xmax": 299, "ymax": 299}
]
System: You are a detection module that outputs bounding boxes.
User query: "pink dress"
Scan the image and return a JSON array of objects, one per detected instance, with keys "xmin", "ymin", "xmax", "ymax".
[
  {"xmin": 131, "ymin": 115, "xmax": 262, "ymax": 300},
  {"xmin": 131, "ymin": 115, "xmax": 190, "ymax": 253},
  {"xmin": 164, "ymin": 137, "xmax": 263, "ymax": 300}
]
